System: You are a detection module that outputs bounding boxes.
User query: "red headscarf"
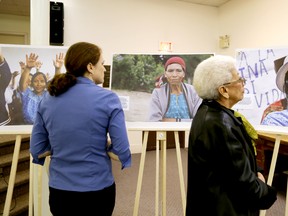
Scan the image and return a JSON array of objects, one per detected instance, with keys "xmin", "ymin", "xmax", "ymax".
[{"xmin": 164, "ymin": 56, "xmax": 186, "ymax": 72}]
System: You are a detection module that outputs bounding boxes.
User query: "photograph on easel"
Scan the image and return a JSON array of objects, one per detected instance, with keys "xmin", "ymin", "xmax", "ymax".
[
  {"xmin": 235, "ymin": 47, "xmax": 288, "ymax": 126},
  {"xmin": 0, "ymin": 44, "xmax": 67, "ymax": 125},
  {"xmin": 110, "ymin": 53, "xmax": 214, "ymax": 122}
]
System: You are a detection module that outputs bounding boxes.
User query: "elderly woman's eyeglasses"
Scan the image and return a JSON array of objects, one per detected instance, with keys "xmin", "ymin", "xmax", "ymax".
[{"xmin": 222, "ymin": 77, "xmax": 246, "ymax": 86}]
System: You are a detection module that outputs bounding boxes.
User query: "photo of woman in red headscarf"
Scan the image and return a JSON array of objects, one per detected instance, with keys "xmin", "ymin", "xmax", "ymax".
[{"xmin": 148, "ymin": 56, "xmax": 202, "ymax": 122}]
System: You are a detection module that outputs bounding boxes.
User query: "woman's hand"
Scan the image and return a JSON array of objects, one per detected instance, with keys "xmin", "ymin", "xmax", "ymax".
[
  {"xmin": 35, "ymin": 61, "xmax": 43, "ymax": 71},
  {"xmin": 25, "ymin": 53, "xmax": 39, "ymax": 69},
  {"xmin": 257, "ymin": 172, "xmax": 266, "ymax": 183},
  {"xmin": 53, "ymin": 53, "xmax": 65, "ymax": 74}
]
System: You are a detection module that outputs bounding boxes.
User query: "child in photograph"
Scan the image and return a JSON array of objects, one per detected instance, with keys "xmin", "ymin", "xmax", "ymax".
[{"xmin": 19, "ymin": 53, "xmax": 64, "ymax": 124}]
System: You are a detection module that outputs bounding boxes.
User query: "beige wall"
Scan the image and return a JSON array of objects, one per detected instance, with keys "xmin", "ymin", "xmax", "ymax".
[
  {"xmin": 30, "ymin": 0, "xmax": 49, "ymax": 45},
  {"xmin": 60, "ymin": 0, "xmax": 219, "ymax": 65},
  {"xmin": 218, "ymin": 0, "xmax": 288, "ymax": 56},
  {"xmin": 1, "ymin": 0, "xmax": 288, "ymax": 61}
]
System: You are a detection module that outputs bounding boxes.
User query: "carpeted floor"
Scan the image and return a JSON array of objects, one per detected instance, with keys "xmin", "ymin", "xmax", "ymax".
[{"xmin": 112, "ymin": 148, "xmax": 286, "ymax": 216}]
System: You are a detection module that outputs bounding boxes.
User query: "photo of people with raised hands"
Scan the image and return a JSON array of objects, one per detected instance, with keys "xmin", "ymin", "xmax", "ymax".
[{"xmin": 1, "ymin": 45, "xmax": 66, "ymax": 125}]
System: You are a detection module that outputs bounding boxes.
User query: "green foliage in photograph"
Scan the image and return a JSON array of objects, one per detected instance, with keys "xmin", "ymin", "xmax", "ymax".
[{"xmin": 111, "ymin": 53, "xmax": 213, "ymax": 93}]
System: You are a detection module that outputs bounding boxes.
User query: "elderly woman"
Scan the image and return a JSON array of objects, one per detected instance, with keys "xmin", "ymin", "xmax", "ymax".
[
  {"xmin": 148, "ymin": 56, "xmax": 202, "ymax": 122},
  {"xmin": 186, "ymin": 55, "xmax": 277, "ymax": 216}
]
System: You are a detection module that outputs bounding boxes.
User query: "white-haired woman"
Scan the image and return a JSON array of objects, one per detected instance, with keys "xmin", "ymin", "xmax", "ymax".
[{"xmin": 186, "ymin": 55, "xmax": 277, "ymax": 216}]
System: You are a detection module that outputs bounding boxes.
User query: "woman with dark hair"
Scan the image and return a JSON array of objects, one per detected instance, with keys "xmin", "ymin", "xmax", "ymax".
[{"xmin": 30, "ymin": 42, "xmax": 131, "ymax": 216}]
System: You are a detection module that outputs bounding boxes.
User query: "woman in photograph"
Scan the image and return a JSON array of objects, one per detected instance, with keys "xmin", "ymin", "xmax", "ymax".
[
  {"xmin": 148, "ymin": 56, "xmax": 202, "ymax": 122},
  {"xmin": 261, "ymin": 55, "xmax": 288, "ymax": 126},
  {"xmin": 19, "ymin": 53, "xmax": 64, "ymax": 124}
]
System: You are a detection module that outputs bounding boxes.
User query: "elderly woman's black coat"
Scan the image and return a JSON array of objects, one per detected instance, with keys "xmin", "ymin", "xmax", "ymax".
[{"xmin": 186, "ymin": 100, "xmax": 277, "ymax": 216}]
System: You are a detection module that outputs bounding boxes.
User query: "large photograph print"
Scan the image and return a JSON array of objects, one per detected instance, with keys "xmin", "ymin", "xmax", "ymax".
[
  {"xmin": 111, "ymin": 53, "xmax": 214, "ymax": 122},
  {"xmin": 0, "ymin": 44, "xmax": 67, "ymax": 125},
  {"xmin": 235, "ymin": 47, "xmax": 288, "ymax": 126}
]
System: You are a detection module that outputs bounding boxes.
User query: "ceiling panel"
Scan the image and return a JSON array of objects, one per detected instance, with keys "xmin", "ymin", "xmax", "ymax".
[{"xmin": 177, "ymin": 0, "xmax": 230, "ymax": 7}]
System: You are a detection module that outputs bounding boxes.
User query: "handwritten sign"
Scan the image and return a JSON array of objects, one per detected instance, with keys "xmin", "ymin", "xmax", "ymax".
[{"xmin": 235, "ymin": 47, "xmax": 288, "ymax": 125}]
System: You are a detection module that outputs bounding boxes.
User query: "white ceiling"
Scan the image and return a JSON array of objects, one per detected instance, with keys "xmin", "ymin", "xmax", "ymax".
[
  {"xmin": 0, "ymin": 0, "xmax": 230, "ymax": 17},
  {"xmin": 176, "ymin": 0, "xmax": 230, "ymax": 7}
]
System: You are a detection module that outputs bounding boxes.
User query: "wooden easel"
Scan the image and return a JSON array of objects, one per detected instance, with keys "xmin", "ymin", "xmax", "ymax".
[
  {"xmin": 254, "ymin": 125, "xmax": 288, "ymax": 216},
  {"xmin": 130, "ymin": 122, "xmax": 191, "ymax": 216},
  {"xmin": 0, "ymin": 125, "xmax": 33, "ymax": 216}
]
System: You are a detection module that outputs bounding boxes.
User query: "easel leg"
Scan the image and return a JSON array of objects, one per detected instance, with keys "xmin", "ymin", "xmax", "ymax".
[
  {"xmin": 284, "ymin": 171, "xmax": 288, "ymax": 216},
  {"xmin": 155, "ymin": 135, "xmax": 159, "ymax": 216},
  {"xmin": 29, "ymin": 155, "xmax": 34, "ymax": 216},
  {"xmin": 156, "ymin": 131, "xmax": 166, "ymax": 216},
  {"xmin": 3, "ymin": 135, "xmax": 22, "ymax": 216},
  {"xmin": 260, "ymin": 134, "xmax": 281, "ymax": 216},
  {"xmin": 133, "ymin": 131, "xmax": 149, "ymax": 216},
  {"xmin": 37, "ymin": 164, "xmax": 43, "ymax": 216},
  {"xmin": 267, "ymin": 135, "xmax": 281, "ymax": 185},
  {"xmin": 174, "ymin": 131, "xmax": 186, "ymax": 216},
  {"xmin": 161, "ymin": 136, "xmax": 167, "ymax": 216}
]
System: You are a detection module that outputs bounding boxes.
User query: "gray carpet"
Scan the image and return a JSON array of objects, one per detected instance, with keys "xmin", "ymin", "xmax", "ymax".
[{"xmin": 112, "ymin": 148, "xmax": 286, "ymax": 216}]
